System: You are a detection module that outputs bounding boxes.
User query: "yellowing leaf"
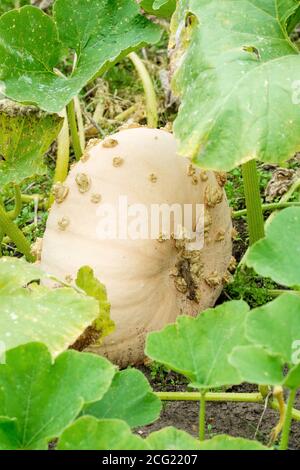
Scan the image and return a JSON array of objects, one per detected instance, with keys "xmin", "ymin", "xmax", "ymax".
[
  {"xmin": 0, "ymin": 101, "xmax": 63, "ymax": 187},
  {"xmin": 76, "ymin": 265, "xmax": 115, "ymax": 343},
  {"xmin": 0, "ymin": 257, "xmax": 102, "ymax": 356}
]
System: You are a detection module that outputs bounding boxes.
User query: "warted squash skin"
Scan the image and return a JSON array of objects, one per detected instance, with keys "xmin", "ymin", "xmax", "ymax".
[{"xmin": 41, "ymin": 128, "xmax": 233, "ymax": 366}]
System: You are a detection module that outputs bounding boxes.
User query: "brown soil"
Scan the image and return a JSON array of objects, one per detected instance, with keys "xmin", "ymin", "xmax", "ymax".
[
  {"xmin": 138, "ymin": 367, "xmax": 300, "ymax": 450},
  {"xmin": 232, "ymin": 219, "xmax": 249, "ymax": 262}
]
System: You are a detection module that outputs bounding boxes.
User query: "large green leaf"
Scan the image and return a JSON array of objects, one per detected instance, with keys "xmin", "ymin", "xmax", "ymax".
[
  {"xmin": 146, "ymin": 300, "xmax": 250, "ymax": 390},
  {"xmin": 145, "ymin": 427, "xmax": 201, "ymax": 450},
  {"xmin": 287, "ymin": 5, "xmax": 300, "ymax": 33},
  {"xmin": 0, "ymin": 255, "xmax": 42, "ymax": 292},
  {"xmin": 59, "ymin": 418, "xmax": 201, "ymax": 450},
  {"xmin": 284, "ymin": 363, "xmax": 300, "ymax": 389},
  {"xmin": 58, "ymin": 419, "xmax": 269, "ymax": 450},
  {"xmin": 245, "ymin": 293, "xmax": 300, "ymax": 365},
  {"xmin": 58, "ymin": 417, "xmax": 147, "ymax": 450},
  {"xmin": 229, "ymin": 345, "xmax": 284, "ymax": 386},
  {"xmin": 0, "ymin": 418, "xmax": 19, "ymax": 450},
  {"xmin": 140, "ymin": 0, "xmax": 176, "ymax": 18},
  {"xmin": 246, "ymin": 207, "xmax": 300, "ymax": 287},
  {"xmin": 83, "ymin": 368, "xmax": 161, "ymax": 428},
  {"xmin": 0, "ymin": 101, "xmax": 63, "ymax": 187},
  {"xmin": 0, "ymin": 343, "xmax": 115, "ymax": 450},
  {"xmin": 170, "ymin": 0, "xmax": 300, "ymax": 171},
  {"xmin": 0, "ymin": 257, "xmax": 102, "ymax": 356},
  {"xmin": 0, "ymin": 1, "xmax": 161, "ymax": 113},
  {"xmin": 198, "ymin": 434, "xmax": 269, "ymax": 451},
  {"xmin": 230, "ymin": 294, "xmax": 300, "ymax": 387},
  {"xmin": 153, "ymin": 0, "xmax": 173, "ymax": 9}
]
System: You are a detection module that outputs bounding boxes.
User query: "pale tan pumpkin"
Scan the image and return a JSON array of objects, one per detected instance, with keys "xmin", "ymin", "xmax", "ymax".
[{"xmin": 40, "ymin": 128, "xmax": 233, "ymax": 366}]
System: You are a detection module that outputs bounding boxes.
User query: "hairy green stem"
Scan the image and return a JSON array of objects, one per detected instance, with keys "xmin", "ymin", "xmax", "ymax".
[
  {"xmin": 269, "ymin": 289, "xmax": 300, "ymax": 297},
  {"xmin": 156, "ymin": 391, "xmax": 264, "ymax": 403},
  {"xmin": 21, "ymin": 194, "xmax": 39, "ymax": 203},
  {"xmin": 48, "ymin": 109, "xmax": 70, "ymax": 207},
  {"xmin": 7, "ymin": 184, "xmax": 22, "ymax": 220},
  {"xmin": 6, "ymin": 194, "xmax": 50, "ymax": 210},
  {"xmin": 241, "ymin": 160, "xmax": 265, "ymax": 244},
  {"xmin": 128, "ymin": 52, "xmax": 158, "ymax": 128},
  {"xmin": 0, "ymin": 227, "xmax": 4, "ymax": 257},
  {"xmin": 280, "ymin": 178, "xmax": 300, "ymax": 204},
  {"xmin": 0, "ymin": 205, "xmax": 35, "ymax": 261},
  {"xmin": 54, "ymin": 109, "xmax": 70, "ymax": 183},
  {"xmin": 267, "ymin": 178, "xmax": 300, "ymax": 225},
  {"xmin": 233, "ymin": 202, "xmax": 300, "ymax": 219},
  {"xmin": 155, "ymin": 391, "xmax": 300, "ymax": 422},
  {"xmin": 259, "ymin": 385, "xmax": 270, "ymax": 399},
  {"xmin": 269, "ymin": 386, "xmax": 285, "ymax": 445},
  {"xmin": 2, "ymin": 222, "xmax": 36, "ymax": 245},
  {"xmin": 199, "ymin": 393, "xmax": 206, "ymax": 441},
  {"xmin": 74, "ymin": 96, "xmax": 85, "ymax": 151},
  {"xmin": 114, "ymin": 104, "xmax": 137, "ymax": 122},
  {"xmin": 21, "ymin": 194, "xmax": 44, "ymax": 207},
  {"xmin": 279, "ymin": 388, "xmax": 297, "ymax": 450},
  {"xmin": 67, "ymin": 99, "xmax": 82, "ymax": 160}
]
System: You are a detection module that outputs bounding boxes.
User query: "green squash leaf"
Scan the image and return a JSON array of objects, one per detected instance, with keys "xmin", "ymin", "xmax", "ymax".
[
  {"xmin": 198, "ymin": 434, "xmax": 269, "ymax": 450},
  {"xmin": 170, "ymin": 0, "xmax": 300, "ymax": 171},
  {"xmin": 0, "ymin": 101, "xmax": 63, "ymax": 188},
  {"xmin": 58, "ymin": 416, "xmax": 147, "ymax": 450},
  {"xmin": 145, "ymin": 427, "xmax": 201, "ymax": 450},
  {"xmin": 246, "ymin": 207, "xmax": 300, "ymax": 287},
  {"xmin": 229, "ymin": 345, "xmax": 284, "ymax": 386},
  {"xmin": 0, "ymin": 418, "xmax": 19, "ymax": 450},
  {"xmin": 76, "ymin": 265, "xmax": 115, "ymax": 342},
  {"xmin": 58, "ymin": 416, "xmax": 269, "ymax": 450},
  {"xmin": 0, "ymin": 343, "xmax": 115, "ymax": 450},
  {"xmin": 0, "ymin": 257, "xmax": 103, "ymax": 356},
  {"xmin": 153, "ymin": 0, "xmax": 172, "ymax": 9},
  {"xmin": 230, "ymin": 294, "xmax": 300, "ymax": 387},
  {"xmin": 0, "ymin": 1, "xmax": 161, "ymax": 113},
  {"xmin": 279, "ymin": 0, "xmax": 300, "ymax": 26},
  {"xmin": 246, "ymin": 293, "xmax": 300, "ymax": 365},
  {"xmin": 59, "ymin": 420, "xmax": 269, "ymax": 450},
  {"xmin": 287, "ymin": 5, "xmax": 300, "ymax": 34},
  {"xmin": 140, "ymin": 0, "xmax": 176, "ymax": 18},
  {"xmin": 0, "ymin": 256, "xmax": 42, "ymax": 293},
  {"xmin": 59, "ymin": 419, "xmax": 201, "ymax": 450},
  {"xmin": 83, "ymin": 368, "xmax": 161, "ymax": 428},
  {"xmin": 284, "ymin": 363, "xmax": 300, "ymax": 389},
  {"xmin": 146, "ymin": 300, "xmax": 250, "ymax": 390}
]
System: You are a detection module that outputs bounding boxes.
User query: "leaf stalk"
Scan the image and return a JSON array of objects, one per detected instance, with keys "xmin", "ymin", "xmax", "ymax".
[
  {"xmin": 199, "ymin": 392, "xmax": 206, "ymax": 441},
  {"xmin": 156, "ymin": 391, "xmax": 300, "ymax": 423},
  {"xmin": 67, "ymin": 99, "xmax": 83, "ymax": 161},
  {"xmin": 241, "ymin": 160, "xmax": 265, "ymax": 244},
  {"xmin": 279, "ymin": 388, "xmax": 297, "ymax": 450},
  {"xmin": 128, "ymin": 52, "xmax": 158, "ymax": 128},
  {"xmin": 0, "ymin": 204, "xmax": 35, "ymax": 261},
  {"xmin": 7, "ymin": 184, "xmax": 22, "ymax": 220},
  {"xmin": 233, "ymin": 201, "xmax": 300, "ymax": 219}
]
